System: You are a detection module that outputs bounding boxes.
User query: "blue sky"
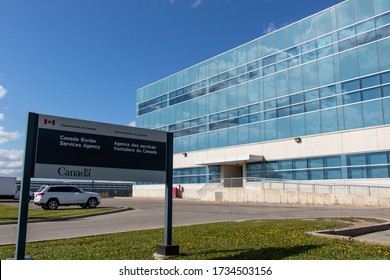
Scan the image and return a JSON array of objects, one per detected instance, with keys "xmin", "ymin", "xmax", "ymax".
[{"xmin": 0, "ymin": 0, "xmax": 342, "ymax": 177}]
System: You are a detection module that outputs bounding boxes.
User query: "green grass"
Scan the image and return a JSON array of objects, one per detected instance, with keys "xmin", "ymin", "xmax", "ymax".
[
  {"xmin": 1, "ymin": 219, "xmax": 390, "ymax": 260},
  {"xmin": 0, "ymin": 204, "xmax": 118, "ymax": 222}
]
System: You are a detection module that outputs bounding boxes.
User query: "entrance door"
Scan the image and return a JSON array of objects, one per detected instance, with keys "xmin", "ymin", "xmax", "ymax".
[{"xmin": 222, "ymin": 165, "xmax": 243, "ymax": 187}]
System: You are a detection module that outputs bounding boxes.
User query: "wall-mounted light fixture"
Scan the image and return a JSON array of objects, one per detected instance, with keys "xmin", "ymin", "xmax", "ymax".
[
  {"xmin": 183, "ymin": 152, "xmax": 188, "ymax": 157},
  {"xmin": 294, "ymin": 137, "xmax": 302, "ymax": 143}
]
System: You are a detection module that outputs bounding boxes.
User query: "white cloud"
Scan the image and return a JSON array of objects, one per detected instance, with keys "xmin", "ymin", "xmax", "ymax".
[
  {"xmin": 0, "ymin": 85, "xmax": 7, "ymax": 99},
  {"xmin": 168, "ymin": 0, "xmax": 205, "ymax": 8},
  {"xmin": 191, "ymin": 0, "xmax": 204, "ymax": 8},
  {"xmin": 0, "ymin": 149, "xmax": 23, "ymax": 176},
  {"xmin": 264, "ymin": 22, "xmax": 277, "ymax": 34},
  {"xmin": 263, "ymin": 22, "xmax": 289, "ymax": 35},
  {"xmin": 128, "ymin": 120, "xmax": 136, "ymax": 127},
  {"xmin": 0, "ymin": 126, "xmax": 21, "ymax": 144},
  {"xmin": 0, "ymin": 113, "xmax": 4, "ymax": 121}
]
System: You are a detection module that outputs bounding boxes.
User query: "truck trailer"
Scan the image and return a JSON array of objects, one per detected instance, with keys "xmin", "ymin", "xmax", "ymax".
[{"xmin": 0, "ymin": 176, "xmax": 17, "ymax": 199}]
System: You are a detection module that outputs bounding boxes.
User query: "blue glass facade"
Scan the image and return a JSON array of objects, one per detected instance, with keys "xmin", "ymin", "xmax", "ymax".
[
  {"xmin": 136, "ymin": 0, "xmax": 390, "ymax": 182},
  {"xmin": 247, "ymin": 151, "xmax": 390, "ymax": 180}
]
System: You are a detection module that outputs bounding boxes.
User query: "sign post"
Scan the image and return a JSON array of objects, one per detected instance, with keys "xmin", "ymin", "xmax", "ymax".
[
  {"xmin": 14, "ymin": 113, "xmax": 178, "ymax": 259},
  {"xmin": 155, "ymin": 132, "xmax": 179, "ymax": 257},
  {"xmin": 15, "ymin": 113, "xmax": 38, "ymax": 259}
]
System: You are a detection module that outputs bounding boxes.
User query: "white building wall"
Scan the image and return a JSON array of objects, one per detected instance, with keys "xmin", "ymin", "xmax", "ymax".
[
  {"xmin": 173, "ymin": 125, "xmax": 390, "ymax": 168},
  {"xmin": 133, "ymin": 125, "xmax": 390, "ymax": 206}
]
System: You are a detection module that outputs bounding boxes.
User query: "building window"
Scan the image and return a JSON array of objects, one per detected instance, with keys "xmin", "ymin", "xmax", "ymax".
[{"xmin": 247, "ymin": 152, "xmax": 390, "ymax": 181}]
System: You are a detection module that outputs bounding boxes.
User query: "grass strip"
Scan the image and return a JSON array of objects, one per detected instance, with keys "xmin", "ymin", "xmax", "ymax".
[
  {"xmin": 0, "ymin": 204, "xmax": 118, "ymax": 222},
  {"xmin": 1, "ymin": 219, "xmax": 389, "ymax": 260}
]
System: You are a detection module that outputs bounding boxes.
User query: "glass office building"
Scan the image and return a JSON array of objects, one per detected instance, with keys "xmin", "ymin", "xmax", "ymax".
[{"xmin": 135, "ymin": 0, "xmax": 390, "ymax": 194}]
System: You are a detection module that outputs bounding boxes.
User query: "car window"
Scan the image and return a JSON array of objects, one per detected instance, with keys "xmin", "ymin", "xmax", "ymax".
[
  {"xmin": 70, "ymin": 187, "xmax": 81, "ymax": 192},
  {"xmin": 48, "ymin": 187, "xmax": 65, "ymax": 192}
]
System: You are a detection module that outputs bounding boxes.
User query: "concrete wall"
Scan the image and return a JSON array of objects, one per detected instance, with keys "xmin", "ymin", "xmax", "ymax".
[
  {"xmin": 133, "ymin": 183, "xmax": 204, "ymax": 199},
  {"xmin": 200, "ymin": 187, "xmax": 390, "ymax": 207},
  {"xmin": 133, "ymin": 181, "xmax": 390, "ymax": 207}
]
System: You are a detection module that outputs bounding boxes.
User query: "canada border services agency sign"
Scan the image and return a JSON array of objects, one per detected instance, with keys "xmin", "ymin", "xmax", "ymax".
[{"xmin": 34, "ymin": 114, "xmax": 168, "ymax": 182}]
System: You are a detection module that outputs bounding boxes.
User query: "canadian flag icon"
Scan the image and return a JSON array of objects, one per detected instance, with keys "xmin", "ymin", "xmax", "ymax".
[{"xmin": 44, "ymin": 119, "xmax": 56, "ymax": 125}]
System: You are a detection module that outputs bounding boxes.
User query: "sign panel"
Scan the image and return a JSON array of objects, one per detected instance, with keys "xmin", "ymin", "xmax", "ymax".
[
  {"xmin": 15, "ymin": 112, "xmax": 176, "ymax": 260},
  {"xmin": 34, "ymin": 114, "xmax": 168, "ymax": 182}
]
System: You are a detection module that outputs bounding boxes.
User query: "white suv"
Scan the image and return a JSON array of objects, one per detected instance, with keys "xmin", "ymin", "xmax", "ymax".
[{"xmin": 34, "ymin": 185, "xmax": 101, "ymax": 210}]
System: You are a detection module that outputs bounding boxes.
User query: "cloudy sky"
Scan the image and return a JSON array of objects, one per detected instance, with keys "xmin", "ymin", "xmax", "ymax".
[{"xmin": 0, "ymin": 0, "xmax": 342, "ymax": 177}]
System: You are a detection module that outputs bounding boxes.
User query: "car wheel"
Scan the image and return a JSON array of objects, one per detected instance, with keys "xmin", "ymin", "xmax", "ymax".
[
  {"xmin": 87, "ymin": 197, "xmax": 98, "ymax": 208},
  {"xmin": 46, "ymin": 199, "xmax": 59, "ymax": 210}
]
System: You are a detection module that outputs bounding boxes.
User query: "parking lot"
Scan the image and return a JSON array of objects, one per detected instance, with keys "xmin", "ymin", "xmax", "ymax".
[{"xmin": 1, "ymin": 197, "xmax": 390, "ymax": 246}]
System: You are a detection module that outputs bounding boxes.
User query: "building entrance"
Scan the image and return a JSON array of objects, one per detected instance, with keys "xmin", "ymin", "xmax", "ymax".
[
  {"xmin": 196, "ymin": 155, "xmax": 264, "ymax": 188},
  {"xmin": 221, "ymin": 164, "xmax": 243, "ymax": 187}
]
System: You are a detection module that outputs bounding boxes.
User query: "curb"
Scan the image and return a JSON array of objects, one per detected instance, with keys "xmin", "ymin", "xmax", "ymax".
[
  {"xmin": 0, "ymin": 207, "xmax": 134, "ymax": 225},
  {"xmin": 306, "ymin": 219, "xmax": 390, "ymax": 245},
  {"xmin": 316, "ymin": 222, "xmax": 390, "ymax": 238}
]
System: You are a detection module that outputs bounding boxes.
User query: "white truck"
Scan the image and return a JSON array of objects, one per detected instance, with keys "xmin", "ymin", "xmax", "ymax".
[{"xmin": 0, "ymin": 176, "xmax": 17, "ymax": 199}]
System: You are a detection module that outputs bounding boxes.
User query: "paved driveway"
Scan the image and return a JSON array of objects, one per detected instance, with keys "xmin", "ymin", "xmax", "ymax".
[{"xmin": 1, "ymin": 197, "xmax": 390, "ymax": 246}]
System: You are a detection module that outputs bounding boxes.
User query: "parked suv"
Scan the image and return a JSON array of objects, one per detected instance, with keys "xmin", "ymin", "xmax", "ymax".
[{"xmin": 34, "ymin": 185, "xmax": 101, "ymax": 210}]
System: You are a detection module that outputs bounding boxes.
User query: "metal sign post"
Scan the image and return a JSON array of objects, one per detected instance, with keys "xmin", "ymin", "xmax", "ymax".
[
  {"xmin": 156, "ymin": 132, "xmax": 179, "ymax": 257},
  {"xmin": 15, "ymin": 113, "xmax": 38, "ymax": 260}
]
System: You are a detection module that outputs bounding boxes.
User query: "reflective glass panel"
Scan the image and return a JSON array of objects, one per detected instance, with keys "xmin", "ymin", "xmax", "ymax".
[
  {"xmin": 315, "ymin": 10, "xmax": 331, "ymax": 36},
  {"xmin": 361, "ymin": 75, "xmax": 380, "ymax": 88},
  {"xmin": 326, "ymin": 156, "xmax": 341, "ymax": 167},
  {"xmin": 264, "ymin": 120, "xmax": 277, "ymax": 140},
  {"xmin": 348, "ymin": 167, "xmax": 367, "ymax": 178},
  {"xmin": 336, "ymin": 1, "xmax": 354, "ymax": 28},
  {"xmin": 277, "ymin": 117, "xmax": 291, "ymax": 139},
  {"xmin": 354, "ymin": 0, "xmax": 374, "ymax": 22},
  {"xmin": 310, "ymin": 169, "xmax": 324, "ymax": 180},
  {"xmin": 295, "ymin": 170, "xmax": 309, "ymax": 180},
  {"xmin": 344, "ymin": 103, "xmax": 363, "ymax": 129},
  {"xmin": 309, "ymin": 157, "xmax": 323, "ymax": 168},
  {"xmin": 377, "ymin": 38, "xmax": 390, "ymax": 71},
  {"xmin": 288, "ymin": 67, "xmax": 303, "ymax": 93},
  {"xmin": 368, "ymin": 152, "xmax": 388, "ymax": 165},
  {"xmin": 348, "ymin": 154, "xmax": 366, "ymax": 165},
  {"xmin": 362, "ymin": 88, "xmax": 381, "ymax": 101},
  {"xmin": 294, "ymin": 159, "xmax": 308, "ymax": 169},
  {"xmin": 305, "ymin": 111, "xmax": 321, "ymax": 135},
  {"xmin": 369, "ymin": 166, "xmax": 389, "ymax": 178},
  {"xmin": 318, "ymin": 56, "xmax": 335, "ymax": 86},
  {"xmin": 291, "ymin": 115, "xmax": 305, "ymax": 136},
  {"xmin": 321, "ymin": 108, "xmax": 338, "ymax": 133},
  {"xmin": 286, "ymin": 23, "xmax": 301, "ymax": 47},
  {"xmin": 303, "ymin": 62, "xmax": 319, "ymax": 90},
  {"xmin": 290, "ymin": 93, "xmax": 304, "ymax": 104},
  {"xmin": 342, "ymin": 80, "xmax": 360, "ymax": 92},
  {"xmin": 325, "ymin": 168, "xmax": 342, "ymax": 179},
  {"xmin": 358, "ymin": 43, "xmax": 379, "ymax": 76},
  {"xmin": 339, "ymin": 49, "xmax": 359, "ymax": 80},
  {"xmin": 362, "ymin": 100, "xmax": 384, "ymax": 127},
  {"xmin": 227, "ymin": 127, "xmax": 238, "ymax": 146},
  {"xmin": 381, "ymin": 72, "xmax": 390, "ymax": 84}
]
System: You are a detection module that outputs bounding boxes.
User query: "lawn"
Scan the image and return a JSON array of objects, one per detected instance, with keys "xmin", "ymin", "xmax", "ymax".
[
  {"xmin": 1, "ymin": 219, "xmax": 390, "ymax": 260},
  {"xmin": 0, "ymin": 203, "xmax": 118, "ymax": 222}
]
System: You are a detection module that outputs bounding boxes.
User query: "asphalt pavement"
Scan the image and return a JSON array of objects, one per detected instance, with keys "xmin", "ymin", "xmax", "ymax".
[{"xmin": 1, "ymin": 197, "xmax": 390, "ymax": 246}]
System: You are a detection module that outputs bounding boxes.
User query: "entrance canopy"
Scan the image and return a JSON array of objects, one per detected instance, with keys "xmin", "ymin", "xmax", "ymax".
[{"xmin": 194, "ymin": 154, "xmax": 264, "ymax": 166}]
